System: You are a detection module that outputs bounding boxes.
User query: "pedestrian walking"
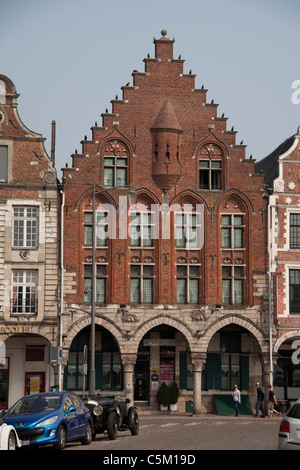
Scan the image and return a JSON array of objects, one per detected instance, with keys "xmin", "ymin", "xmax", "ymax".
[
  {"xmin": 254, "ymin": 383, "xmax": 265, "ymax": 418},
  {"xmin": 232, "ymin": 384, "xmax": 241, "ymax": 416},
  {"xmin": 266, "ymin": 385, "xmax": 280, "ymax": 418}
]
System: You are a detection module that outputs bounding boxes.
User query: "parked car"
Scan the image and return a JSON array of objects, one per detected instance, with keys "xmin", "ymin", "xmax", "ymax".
[
  {"xmin": 278, "ymin": 400, "xmax": 300, "ymax": 450},
  {"xmin": 84, "ymin": 395, "xmax": 139, "ymax": 440},
  {"xmin": 0, "ymin": 410, "xmax": 21, "ymax": 450},
  {"xmin": 3, "ymin": 392, "xmax": 93, "ymax": 450}
]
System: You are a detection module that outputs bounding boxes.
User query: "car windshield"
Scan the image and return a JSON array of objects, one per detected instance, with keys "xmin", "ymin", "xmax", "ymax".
[{"xmin": 8, "ymin": 395, "xmax": 62, "ymax": 414}]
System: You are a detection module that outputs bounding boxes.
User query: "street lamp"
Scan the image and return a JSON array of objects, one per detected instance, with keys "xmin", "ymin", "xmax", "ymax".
[{"xmin": 89, "ymin": 179, "xmax": 137, "ymax": 394}]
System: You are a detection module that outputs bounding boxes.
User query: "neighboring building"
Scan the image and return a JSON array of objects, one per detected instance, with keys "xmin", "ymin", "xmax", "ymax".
[
  {"xmin": 255, "ymin": 127, "xmax": 300, "ymax": 404},
  {"xmin": 0, "ymin": 75, "xmax": 59, "ymax": 408},
  {"xmin": 61, "ymin": 31, "xmax": 272, "ymax": 413}
]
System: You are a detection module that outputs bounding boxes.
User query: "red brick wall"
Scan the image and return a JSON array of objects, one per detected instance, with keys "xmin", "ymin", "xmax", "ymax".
[{"xmin": 62, "ymin": 34, "xmax": 267, "ymax": 307}]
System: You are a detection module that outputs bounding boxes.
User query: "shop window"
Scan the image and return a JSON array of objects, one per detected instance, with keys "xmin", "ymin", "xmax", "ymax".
[{"xmin": 26, "ymin": 345, "xmax": 45, "ymax": 361}]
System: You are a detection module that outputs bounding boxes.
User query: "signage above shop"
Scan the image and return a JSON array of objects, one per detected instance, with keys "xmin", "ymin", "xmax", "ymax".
[{"xmin": 0, "ymin": 325, "xmax": 30, "ymax": 334}]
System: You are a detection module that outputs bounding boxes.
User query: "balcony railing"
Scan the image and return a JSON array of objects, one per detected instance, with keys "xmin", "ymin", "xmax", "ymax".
[{"xmin": 10, "ymin": 299, "xmax": 38, "ymax": 316}]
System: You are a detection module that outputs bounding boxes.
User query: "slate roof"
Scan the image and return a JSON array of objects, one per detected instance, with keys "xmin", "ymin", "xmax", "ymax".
[{"xmin": 254, "ymin": 134, "xmax": 295, "ymax": 188}]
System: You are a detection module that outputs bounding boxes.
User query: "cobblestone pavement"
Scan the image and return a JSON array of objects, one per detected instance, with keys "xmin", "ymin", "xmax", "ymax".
[{"xmin": 64, "ymin": 413, "xmax": 281, "ymax": 451}]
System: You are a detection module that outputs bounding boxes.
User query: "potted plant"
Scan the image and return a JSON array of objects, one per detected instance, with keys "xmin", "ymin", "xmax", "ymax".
[
  {"xmin": 169, "ymin": 382, "xmax": 180, "ymax": 411},
  {"xmin": 156, "ymin": 382, "xmax": 170, "ymax": 411}
]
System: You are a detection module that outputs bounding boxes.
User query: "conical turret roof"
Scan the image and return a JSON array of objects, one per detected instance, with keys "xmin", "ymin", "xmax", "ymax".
[{"xmin": 151, "ymin": 100, "xmax": 182, "ymax": 132}]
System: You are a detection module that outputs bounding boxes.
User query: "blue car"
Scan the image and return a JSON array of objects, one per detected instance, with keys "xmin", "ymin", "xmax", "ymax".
[{"xmin": 3, "ymin": 392, "xmax": 93, "ymax": 449}]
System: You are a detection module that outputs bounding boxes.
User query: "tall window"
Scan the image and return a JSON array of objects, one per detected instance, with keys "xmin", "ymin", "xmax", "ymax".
[
  {"xmin": 13, "ymin": 206, "xmax": 39, "ymax": 248},
  {"xmin": 0, "ymin": 146, "xmax": 8, "ymax": 182},
  {"xmin": 177, "ymin": 265, "xmax": 200, "ymax": 304},
  {"xmin": 221, "ymin": 214, "xmax": 244, "ymax": 249},
  {"xmin": 84, "ymin": 211, "xmax": 108, "ymax": 247},
  {"xmin": 175, "ymin": 212, "xmax": 202, "ymax": 249},
  {"xmin": 290, "ymin": 214, "xmax": 300, "ymax": 249},
  {"xmin": 222, "ymin": 265, "xmax": 244, "ymax": 305},
  {"xmin": 11, "ymin": 270, "xmax": 38, "ymax": 315},
  {"xmin": 104, "ymin": 157, "xmax": 127, "ymax": 187},
  {"xmin": 289, "ymin": 269, "xmax": 300, "ymax": 314},
  {"xmin": 130, "ymin": 264, "xmax": 153, "ymax": 304},
  {"xmin": 130, "ymin": 210, "xmax": 154, "ymax": 247},
  {"xmin": 199, "ymin": 159, "xmax": 222, "ymax": 190},
  {"xmin": 84, "ymin": 264, "xmax": 107, "ymax": 304}
]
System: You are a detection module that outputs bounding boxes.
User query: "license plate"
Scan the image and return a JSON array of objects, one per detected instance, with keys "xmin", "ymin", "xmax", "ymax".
[{"xmin": 21, "ymin": 440, "xmax": 30, "ymax": 446}]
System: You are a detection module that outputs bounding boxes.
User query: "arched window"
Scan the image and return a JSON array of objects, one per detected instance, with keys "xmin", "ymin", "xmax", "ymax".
[
  {"xmin": 103, "ymin": 139, "xmax": 129, "ymax": 188},
  {"xmin": 198, "ymin": 143, "xmax": 223, "ymax": 190}
]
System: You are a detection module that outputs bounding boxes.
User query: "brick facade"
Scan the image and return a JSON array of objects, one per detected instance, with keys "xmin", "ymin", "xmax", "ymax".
[{"xmin": 61, "ymin": 31, "xmax": 272, "ymax": 413}]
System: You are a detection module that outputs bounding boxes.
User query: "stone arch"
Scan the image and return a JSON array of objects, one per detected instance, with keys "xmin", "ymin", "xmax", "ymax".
[
  {"xmin": 62, "ymin": 314, "xmax": 124, "ymax": 363},
  {"xmin": 199, "ymin": 314, "xmax": 267, "ymax": 354},
  {"xmin": 274, "ymin": 330, "xmax": 300, "ymax": 353},
  {"xmin": 132, "ymin": 315, "xmax": 195, "ymax": 353}
]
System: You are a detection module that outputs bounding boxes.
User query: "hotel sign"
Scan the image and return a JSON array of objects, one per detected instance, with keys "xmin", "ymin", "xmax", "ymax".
[{"xmin": 0, "ymin": 325, "xmax": 30, "ymax": 334}]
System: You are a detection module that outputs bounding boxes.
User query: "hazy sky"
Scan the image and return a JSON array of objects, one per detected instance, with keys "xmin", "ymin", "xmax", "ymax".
[{"xmin": 0, "ymin": 0, "xmax": 299, "ymax": 179}]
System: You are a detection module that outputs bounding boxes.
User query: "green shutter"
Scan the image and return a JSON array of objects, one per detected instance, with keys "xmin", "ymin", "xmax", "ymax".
[
  {"xmin": 240, "ymin": 355, "xmax": 249, "ymax": 391},
  {"xmin": 180, "ymin": 351, "xmax": 187, "ymax": 389},
  {"xmin": 206, "ymin": 353, "xmax": 222, "ymax": 390}
]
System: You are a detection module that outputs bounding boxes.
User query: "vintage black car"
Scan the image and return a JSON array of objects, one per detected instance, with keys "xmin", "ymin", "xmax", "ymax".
[{"xmin": 84, "ymin": 395, "xmax": 139, "ymax": 440}]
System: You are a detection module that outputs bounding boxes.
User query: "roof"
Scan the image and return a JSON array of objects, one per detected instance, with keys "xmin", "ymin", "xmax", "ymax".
[
  {"xmin": 151, "ymin": 100, "xmax": 182, "ymax": 132},
  {"xmin": 254, "ymin": 134, "xmax": 295, "ymax": 187}
]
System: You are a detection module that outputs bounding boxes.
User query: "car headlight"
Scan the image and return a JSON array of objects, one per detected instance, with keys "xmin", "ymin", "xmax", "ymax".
[
  {"xmin": 37, "ymin": 416, "xmax": 58, "ymax": 427},
  {"xmin": 93, "ymin": 405, "xmax": 103, "ymax": 416}
]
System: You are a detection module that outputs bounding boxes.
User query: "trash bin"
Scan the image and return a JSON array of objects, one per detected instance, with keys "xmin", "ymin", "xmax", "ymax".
[
  {"xmin": 278, "ymin": 400, "xmax": 288, "ymax": 414},
  {"xmin": 185, "ymin": 400, "xmax": 193, "ymax": 413}
]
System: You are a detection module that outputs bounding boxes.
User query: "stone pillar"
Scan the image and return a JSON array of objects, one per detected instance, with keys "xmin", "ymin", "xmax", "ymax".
[
  {"xmin": 191, "ymin": 353, "xmax": 206, "ymax": 415},
  {"xmin": 121, "ymin": 354, "xmax": 137, "ymax": 406}
]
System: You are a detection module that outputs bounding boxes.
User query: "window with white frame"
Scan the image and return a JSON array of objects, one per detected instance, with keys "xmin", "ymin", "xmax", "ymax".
[
  {"xmin": 175, "ymin": 211, "xmax": 202, "ymax": 249},
  {"xmin": 84, "ymin": 264, "xmax": 107, "ymax": 304},
  {"xmin": 130, "ymin": 264, "xmax": 153, "ymax": 304},
  {"xmin": 289, "ymin": 269, "xmax": 300, "ymax": 314},
  {"xmin": 290, "ymin": 214, "xmax": 300, "ymax": 249},
  {"xmin": 176, "ymin": 264, "xmax": 200, "ymax": 304},
  {"xmin": 84, "ymin": 210, "xmax": 108, "ymax": 247},
  {"xmin": 11, "ymin": 270, "xmax": 38, "ymax": 315},
  {"xmin": 103, "ymin": 156, "xmax": 127, "ymax": 188},
  {"xmin": 221, "ymin": 214, "xmax": 244, "ymax": 249},
  {"xmin": 130, "ymin": 210, "xmax": 154, "ymax": 247},
  {"xmin": 13, "ymin": 206, "xmax": 39, "ymax": 248},
  {"xmin": 222, "ymin": 264, "xmax": 244, "ymax": 305}
]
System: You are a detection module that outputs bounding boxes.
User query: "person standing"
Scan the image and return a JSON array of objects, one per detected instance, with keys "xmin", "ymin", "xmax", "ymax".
[
  {"xmin": 232, "ymin": 384, "xmax": 241, "ymax": 416},
  {"xmin": 267, "ymin": 385, "xmax": 280, "ymax": 418},
  {"xmin": 254, "ymin": 383, "xmax": 265, "ymax": 418}
]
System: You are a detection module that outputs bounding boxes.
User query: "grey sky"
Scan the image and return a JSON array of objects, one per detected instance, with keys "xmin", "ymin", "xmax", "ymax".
[{"xmin": 0, "ymin": 0, "xmax": 299, "ymax": 179}]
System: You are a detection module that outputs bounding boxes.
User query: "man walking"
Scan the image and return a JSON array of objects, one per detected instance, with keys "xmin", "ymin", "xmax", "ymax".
[
  {"xmin": 232, "ymin": 384, "xmax": 241, "ymax": 416},
  {"xmin": 254, "ymin": 383, "xmax": 265, "ymax": 418}
]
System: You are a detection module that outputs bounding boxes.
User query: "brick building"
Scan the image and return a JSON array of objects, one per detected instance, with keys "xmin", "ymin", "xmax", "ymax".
[
  {"xmin": 61, "ymin": 30, "xmax": 272, "ymax": 413},
  {"xmin": 0, "ymin": 75, "xmax": 59, "ymax": 408},
  {"xmin": 255, "ymin": 127, "xmax": 300, "ymax": 404}
]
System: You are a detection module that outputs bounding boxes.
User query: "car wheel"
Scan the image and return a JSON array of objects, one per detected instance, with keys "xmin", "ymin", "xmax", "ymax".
[
  {"xmin": 129, "ymin": 411, "xmax": 139, "ymax": 436},
  {"xmin": 7, "ymin": 431, "xmax": 17, "ymax": 450},
  {"xmin": 54, "ymin": 425, "xmax": 67, "ymax": 450},
  {"xmin": 107, "ymin": 412, "xmax": 118, "ymax": 440},
  {"xmin": 81, "ymin": 422, "xmax": 92, "ymax": 445}
]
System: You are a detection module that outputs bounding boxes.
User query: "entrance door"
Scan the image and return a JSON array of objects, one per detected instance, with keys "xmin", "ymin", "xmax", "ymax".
[
  {"xmin": 134, "ymin": 358, "xmax": 149, "ymax": 401},
  {"xmin": 25, "ymin": 372, "xmax": 45, "ymax": 395}
]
